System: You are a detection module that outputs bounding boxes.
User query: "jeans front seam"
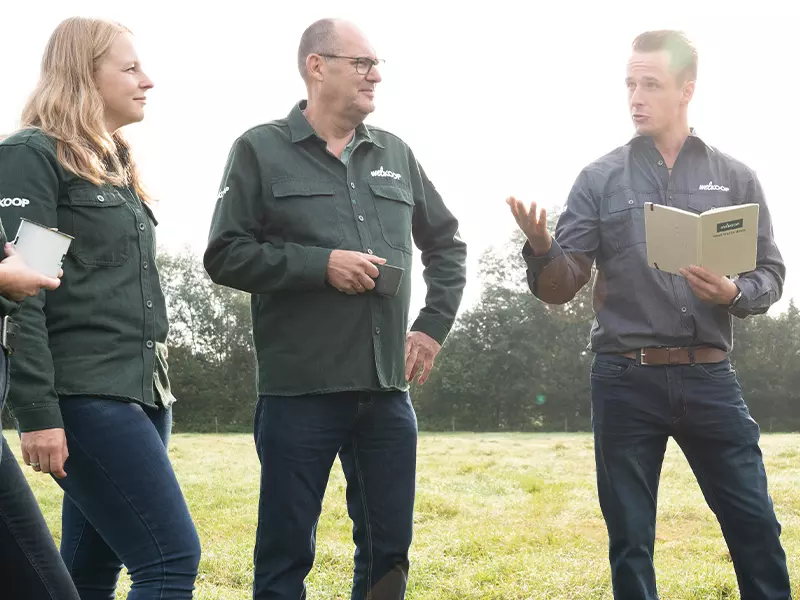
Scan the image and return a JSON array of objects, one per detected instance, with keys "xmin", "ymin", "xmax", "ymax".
[
  {"xmin": 352, "ymin": 436, "xmax": 374, "ymax": 600},
  {"xmin": 669, "ymin": 368, "xmax": 688, "ymax": 424},
  {"xmin": 61, "ymin": 421, "xmax": 168, "ymax": 599},
  {"xmin": 690, "ymin": 459, "xmax": 730, "ymax": 546}
]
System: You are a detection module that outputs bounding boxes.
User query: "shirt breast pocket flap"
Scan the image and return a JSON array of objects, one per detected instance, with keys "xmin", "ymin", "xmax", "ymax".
[
  {"xmin": 369, "ymin": 183, "xmax": 414, "ymax": 253},
  {"xmin": 66, "ymin": 186, "xmax": 131, "ymax": 267},
  {"xmin": 67, "ymin": 187, "xmax": 127, "ymax": 208},
  {"xmin": 605, "ymin": 190, "xmax": 646, "ymax": 249},
  {"xmin": 270, "ymin": 180, "xmax": 342, "ymax": 247}
]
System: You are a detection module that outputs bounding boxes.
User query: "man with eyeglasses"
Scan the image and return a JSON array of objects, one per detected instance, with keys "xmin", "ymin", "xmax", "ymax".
[{"xmin": 204, "ymin": 17, "xmax": 467, "ymax": 600}]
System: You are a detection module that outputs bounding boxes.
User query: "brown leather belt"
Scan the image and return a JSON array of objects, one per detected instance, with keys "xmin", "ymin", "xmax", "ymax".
[{"xmin": 620, "ymin": 346, "xmax": 727, "ymax": 365}]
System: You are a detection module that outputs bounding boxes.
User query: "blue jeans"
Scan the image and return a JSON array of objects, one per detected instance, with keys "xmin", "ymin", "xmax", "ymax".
[
  {"xmin": 253, "ymin": 391, "xmax": 418, "ymax": 600},
  {"xmin": 590, "ymin": 354, "xmax": 792, "ymax": 600},
  {"xmin": 56, "ymin": 397, "xmax": 201, "ymax": 600},
  {"xmin": 0, "ymin": 346, "xmax": 80, "ymax": 599}
]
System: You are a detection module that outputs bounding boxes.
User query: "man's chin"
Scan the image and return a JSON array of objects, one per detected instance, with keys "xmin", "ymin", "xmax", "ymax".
[{"xmin": 356, "ymin": 97, "xmax": 375, "ymax": 114}]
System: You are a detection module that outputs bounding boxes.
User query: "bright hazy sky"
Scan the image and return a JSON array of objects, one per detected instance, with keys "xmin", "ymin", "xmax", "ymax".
[{"xmin": 1, "ymin": 1, "xmax": 797, "ymax": 321}]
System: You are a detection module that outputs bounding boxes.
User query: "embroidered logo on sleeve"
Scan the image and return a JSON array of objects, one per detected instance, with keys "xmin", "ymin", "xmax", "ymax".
[
  {"xmin": 217, "ymin": 186, "xmax": 230, "ymax": 200},
  {"xmin": 370, "ymin": 166, "xmax": 402, "ymax": 180},
  {"xmin": 0, "ymin": 197, "xmax": 30, "ymax": 207}
]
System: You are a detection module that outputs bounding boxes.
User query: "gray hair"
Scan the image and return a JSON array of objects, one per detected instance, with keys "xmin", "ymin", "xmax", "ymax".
[{"xmin": 297, "ymin": 18, "xmax": 341, "ymax": 81}]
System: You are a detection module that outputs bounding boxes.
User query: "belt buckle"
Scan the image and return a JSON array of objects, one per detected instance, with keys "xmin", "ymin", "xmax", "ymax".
[
  {"xmin": 639, "ymin": 348, "xmax": 651, "ymax": 366},
  {"xmin": 1, "ymin": 315, "xmax": 16, "ymax": 354},
  {"xmin": 1, "ymin": 315, "xmax": 8, "ymax": 351},
  {"xmin": 640, "ymin": 347, "xmax": 678, "ymax": 366}
]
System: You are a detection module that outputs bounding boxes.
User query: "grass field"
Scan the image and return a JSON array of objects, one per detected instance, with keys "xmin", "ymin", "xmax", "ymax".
[{"xmin": 7, "ymin": 432, "xmax": 800, "ymax": 599}]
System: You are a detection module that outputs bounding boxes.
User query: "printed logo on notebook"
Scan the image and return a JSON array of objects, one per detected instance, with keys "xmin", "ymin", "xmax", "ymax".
[{"xmin": 717, "ymin": 219, "xmax": 744, "ymax": 233}]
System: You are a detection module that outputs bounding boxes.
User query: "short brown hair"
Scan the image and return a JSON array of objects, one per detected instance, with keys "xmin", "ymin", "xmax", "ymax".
[{"xmin": 632, "ymin": 30, "xmax": 698, "ymax": 82}]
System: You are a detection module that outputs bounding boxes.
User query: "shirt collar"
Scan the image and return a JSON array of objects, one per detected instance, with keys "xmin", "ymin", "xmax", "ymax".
[
  {"xmin": 287, "ymin": 100, "xmax": 383, "ymax": 149},
  {"xmin": 626, "ymin": 127, "xmax": 706, "ymax": 149}
]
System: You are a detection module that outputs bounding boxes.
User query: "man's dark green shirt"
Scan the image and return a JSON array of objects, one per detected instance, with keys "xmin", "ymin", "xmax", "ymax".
[
  {"xmin": 0, "ymin": 129, "xmax": 174, "ymax": 432},
  {"xmin": 204, "ymin": 102, "xmax": 468, "ymax": 395}
]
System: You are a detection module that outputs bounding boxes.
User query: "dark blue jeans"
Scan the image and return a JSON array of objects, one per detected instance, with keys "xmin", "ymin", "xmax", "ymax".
[
  {"xmin": 591, "ymin": 354, "xmax": 792, "ymax": 600},
  {"xmin": 253, "ymin": 390, "xmax": 418, "ymax": 600},
  {"xmin": 0, "ymin": 350, "xmax": 80, "ymax": 600},
  {"xmin": 0, "ymin": 434, "xmax": 81, "ymax": 600},
  {"xmin": 56, "ymin": 396, "xmax": 201, "ymax": 600}
]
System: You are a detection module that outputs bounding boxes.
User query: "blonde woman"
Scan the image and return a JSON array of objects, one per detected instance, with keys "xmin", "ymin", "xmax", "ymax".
[{"xmin": 0, "ymin": 17, "xmax": 201, "ymax": 598}]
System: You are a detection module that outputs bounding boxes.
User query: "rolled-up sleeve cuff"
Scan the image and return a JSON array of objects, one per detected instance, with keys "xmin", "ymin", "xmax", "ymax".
[{"xmin": 522, "ymin": 239, "xmax": 564, "ymax": 274}]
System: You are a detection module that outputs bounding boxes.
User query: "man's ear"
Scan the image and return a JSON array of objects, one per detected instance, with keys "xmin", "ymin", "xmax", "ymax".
[
  {"xmin": 681, "ymin": 78, "xmax": 696, "ymax": 105},
  {"xmin": 306, "ymin": 54, "xmax": 326, "ymax": 83}
]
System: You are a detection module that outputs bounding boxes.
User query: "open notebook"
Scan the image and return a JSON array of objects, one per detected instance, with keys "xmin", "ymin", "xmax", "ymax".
[{"xmin": 644, "ymin": 202, "xmax": 759, "ymax": 277}]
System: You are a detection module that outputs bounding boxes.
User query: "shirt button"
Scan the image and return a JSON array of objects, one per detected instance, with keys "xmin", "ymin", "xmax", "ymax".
[
  {"xmin": 145, "ymin": 340, "xmax": 154, "ymax": 349},
  {"xmin": 658, "ymin": 160, "xmax": 664, "ymax": 166},
  {"xmin": 627, "ymin": 199, "xmax": 634, "ymax": 205},
  {"xmin": 97, "ymin": 195, "xmax": 105, "ymax": 202},
  {"xmin": 367, "ymin": 249, "xmax": 374, "ymax": 254},
  {"xmin": 375, "ymin": 327, "xmax": 380, "ymax": 334},
  {"xmin": 681, "ymin": 307, "xmax": 688, "ymax": 313},
  {"xmin": 143, "ymin": 262, "xmax": 149, "ymax": 269},
  {"xmin": 350, "ymin": 182, "xmax": 356, "ymax": 189},
  {"xmin": 138, "ymin": 223, "xmax": 146, "ymax": 231},
  {"xmin": 146, "ymin": 300, "xmax": 153, "ymax": 308},
  {"xmin": 358, "ymin": 215, "xmax": 365, "ymax": 222}
]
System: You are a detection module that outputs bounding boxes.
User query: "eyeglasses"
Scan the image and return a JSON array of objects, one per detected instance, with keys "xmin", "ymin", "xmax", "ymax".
[{"xmin": 319, "ymin": 55, "xmax": 384, "ymax": 76}]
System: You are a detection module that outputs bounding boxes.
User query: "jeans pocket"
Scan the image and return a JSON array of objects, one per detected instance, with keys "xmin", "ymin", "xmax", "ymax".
[
  {"xmin": 591, "ymin": 355, "xmax": 634, "ymax": 380},
  {"xmin": 694, "ymin": 360, "xmax": 736, "ymax": 381}
]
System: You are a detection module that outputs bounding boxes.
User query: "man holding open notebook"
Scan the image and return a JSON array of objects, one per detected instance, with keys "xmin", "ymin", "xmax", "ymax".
[{"xmin": 507, "ymin": 30, "xmax": 790, "ymax": 600}]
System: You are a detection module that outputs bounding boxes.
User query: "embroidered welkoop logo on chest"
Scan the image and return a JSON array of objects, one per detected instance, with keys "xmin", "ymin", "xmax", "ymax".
[
  {"xmin": 370, "ymin": 166, "xmax": 402, "ymax": 180},
  {"xmin": 698, "ymin": 181, "xmax": 730, "ymax": 192}
]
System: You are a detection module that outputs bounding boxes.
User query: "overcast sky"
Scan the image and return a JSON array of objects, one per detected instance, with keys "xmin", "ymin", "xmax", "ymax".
[{"xmin": 1, "ymin": 0, "xmax": 796, "ymax": 321}]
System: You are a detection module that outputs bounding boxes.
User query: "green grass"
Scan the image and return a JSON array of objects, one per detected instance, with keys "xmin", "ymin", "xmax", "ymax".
[{"xmin": 6, "ymin": 432, "xmax": 800, "ymax": 599}]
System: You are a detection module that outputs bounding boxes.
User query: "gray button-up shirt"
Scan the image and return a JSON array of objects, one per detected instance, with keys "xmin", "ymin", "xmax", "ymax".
[{"xmin": 522, "ymin": 131, "xmax": 785, "ymax": 354}]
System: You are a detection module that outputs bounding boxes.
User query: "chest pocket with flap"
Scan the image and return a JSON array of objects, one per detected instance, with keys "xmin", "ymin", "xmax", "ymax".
[
  {"xmin": 65, "ymin": 185, "xmax": 134, "ymax": 267},
  {"xmin": 271, "ymin": 180, "xmax": 343, "ymax": 248},
  {"xmin": 603, "ymin": 189, "xmax": 656, "ymax": 251},
  {"xmin": 369, "ymin": 183, "xmax": 414, "ymax": 254}
]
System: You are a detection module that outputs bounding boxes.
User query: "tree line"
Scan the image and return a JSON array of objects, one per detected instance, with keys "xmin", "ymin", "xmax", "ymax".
[
  {"xmin": 412, "ymin": 230, "xmax": 800, "ymax": 433},
  {"xmin": 4, "ymin": 232, "xmax": 799, "ymax": 433}
]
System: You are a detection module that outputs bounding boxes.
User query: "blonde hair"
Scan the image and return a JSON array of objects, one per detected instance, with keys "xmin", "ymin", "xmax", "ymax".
[{"xmin": 21, "ymin": 17, "xmax": 151, "ymax": 203}]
